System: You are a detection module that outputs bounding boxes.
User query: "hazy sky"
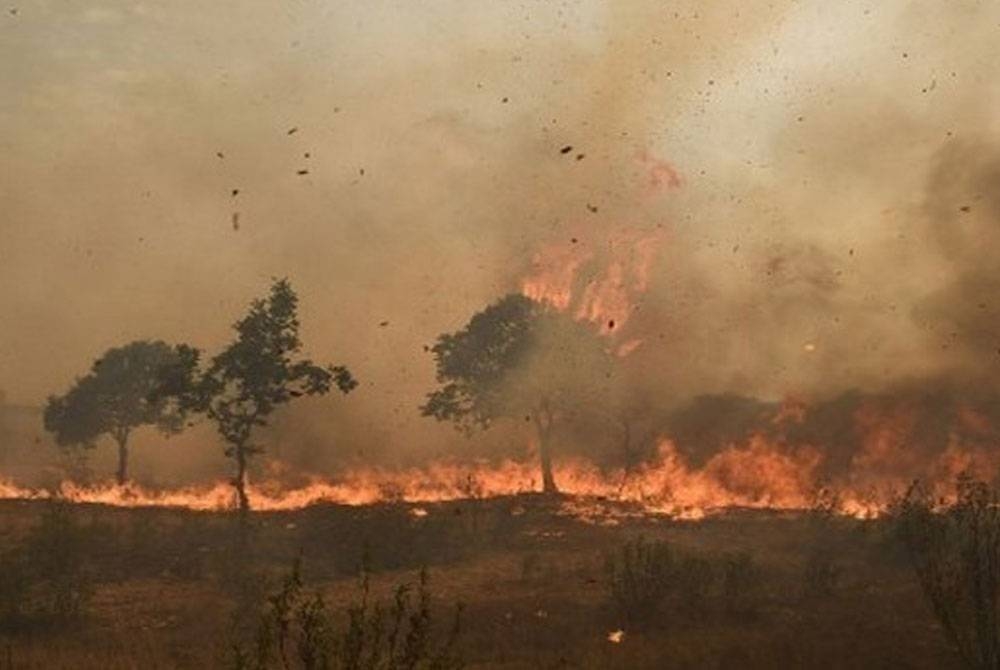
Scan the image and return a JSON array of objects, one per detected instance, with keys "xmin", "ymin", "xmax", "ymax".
[{"xmin": 3, "ymin": 1, "xmax": 1000, "ymax": 452}]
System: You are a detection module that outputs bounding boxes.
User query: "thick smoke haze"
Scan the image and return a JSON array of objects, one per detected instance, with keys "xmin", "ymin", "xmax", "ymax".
[{"xmin": 2, "ymin": 1, "xmax": 1000, "ymax": 481}]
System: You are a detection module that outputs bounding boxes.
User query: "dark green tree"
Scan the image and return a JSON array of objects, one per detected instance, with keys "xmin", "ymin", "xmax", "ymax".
[
  {"xmin": 159, "ymin": 279, "xmax": 356, "ymax": 512},
  {"xmin": 421, "ymin": 294, "xmax": 614, "ymax": 493},
  {"xmin": 43, "ymin": 340, "xmax": 183, "ymax": 485}
]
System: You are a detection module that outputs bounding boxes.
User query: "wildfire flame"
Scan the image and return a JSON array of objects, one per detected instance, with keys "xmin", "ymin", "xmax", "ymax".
[
  {"xmin": 3, "ymin": 409, "xmax": 992, "ymax": 521},
  {"xmin": 520, "ymin": 227, "xmax": 663, "ymax": 339},
  {"xmin": 520, "ymin": 151, "xmax": 673, "ymax": 344}
]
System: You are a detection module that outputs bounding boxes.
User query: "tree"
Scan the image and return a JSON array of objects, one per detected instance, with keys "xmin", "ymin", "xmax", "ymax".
[
  {"xmin": 421, "ymin": 294, "xmax": 614, "ymax": 493},
  {"xmin": 159, "ymin": 278, "xmax": 357, "ymax": 512},
  {"xmin": 43, "ymin": 340, "xmax": 183, "ymax": 485}
]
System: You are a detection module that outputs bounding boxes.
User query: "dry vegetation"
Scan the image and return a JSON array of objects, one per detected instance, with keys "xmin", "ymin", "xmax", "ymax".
[{"xmin": 0, "ymin": 495, "xmax": 968, "ymax": 669}]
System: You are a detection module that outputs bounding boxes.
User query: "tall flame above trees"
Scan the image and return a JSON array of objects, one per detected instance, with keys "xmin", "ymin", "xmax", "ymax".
[
  {"xmin": 43, "ymin": 340, "xmax": 184, "ymax": 485},
  {"xmin": 158, "ymin": 278, "xmax": 357, "ymax": 512},
  {"xmin": 421, "ymin": 293, "xmax": 615, "ymax": 494}
]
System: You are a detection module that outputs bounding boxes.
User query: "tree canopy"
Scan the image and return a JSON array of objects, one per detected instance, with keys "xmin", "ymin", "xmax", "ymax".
[
  {"xmin": 43, "ymin": 340, "xmax": 183, "ymax": 484},
  {"xmin": 421, "ymin": 293, "xmax": 615, "ymax": 492},
  {"xmin": 159, "ymin": 278, "xmax": 357, "ymax": 511}
]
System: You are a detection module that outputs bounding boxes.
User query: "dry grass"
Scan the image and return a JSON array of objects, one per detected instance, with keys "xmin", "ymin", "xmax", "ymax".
[{"xmin": 0, "ymin": 498, "xmax": 962, "ymax": 669}]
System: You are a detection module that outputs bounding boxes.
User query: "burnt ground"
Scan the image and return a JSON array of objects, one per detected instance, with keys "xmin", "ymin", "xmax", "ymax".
[{"xmin": 0, "ymin": 495, "xmax": 959, "ymax": 669}]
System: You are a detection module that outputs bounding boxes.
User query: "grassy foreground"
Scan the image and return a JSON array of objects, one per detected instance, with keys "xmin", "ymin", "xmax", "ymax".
[{"xmin": 0, "ymin": 495, "xmax": 959, "ymax": 669}]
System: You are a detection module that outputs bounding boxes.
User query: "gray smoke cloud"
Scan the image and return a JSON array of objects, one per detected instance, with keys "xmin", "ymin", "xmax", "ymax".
[{"xmin": 3, "ymin": 1, "xmax": 1000, "ymax": 482}]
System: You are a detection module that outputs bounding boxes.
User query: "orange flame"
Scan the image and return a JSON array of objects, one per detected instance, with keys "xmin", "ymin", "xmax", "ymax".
[
  {"xmin": 520, "ymin": 150, "xmax": 676, "ymax": 340},
  {"xmin": 0, "ymin": 435, "xmax": 908, "ymax": 520},
  {"xmin": 520, "ymin": 227, "xmax": 663, "ymax": 339}
]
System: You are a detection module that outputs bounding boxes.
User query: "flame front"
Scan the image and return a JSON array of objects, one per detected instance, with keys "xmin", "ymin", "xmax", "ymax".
[{"xmin": 4, "ymin": 404, "xmax": 994, "ymax": 520}]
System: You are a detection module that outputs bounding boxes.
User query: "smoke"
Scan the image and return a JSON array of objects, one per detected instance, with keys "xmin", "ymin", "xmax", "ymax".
[
  {"xmin": 912, "ymin": 140, "xmax": 1000, "ymax": 380},
  {"xmin": 3, "ymin": 1, "xmax": 1000, "ymax": 483}
]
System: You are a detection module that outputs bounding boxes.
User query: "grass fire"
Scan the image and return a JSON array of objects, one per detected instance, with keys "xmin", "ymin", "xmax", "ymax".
[{"xmin": 4, "ymin": 2, "xmax": 1000, "ymax": 668}]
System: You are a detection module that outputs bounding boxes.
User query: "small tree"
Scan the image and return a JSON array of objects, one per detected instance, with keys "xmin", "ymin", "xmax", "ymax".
[
  {"xmin": 160, "ymin": 279, "xmax": 356, "ymax": 512},
  {"xmin": 421, "ymin": 294, "xmax": 613, "ymax": 493},
  {"xmin": 43, "ymin": 340, "xmax": 183, "ymax": 485}
]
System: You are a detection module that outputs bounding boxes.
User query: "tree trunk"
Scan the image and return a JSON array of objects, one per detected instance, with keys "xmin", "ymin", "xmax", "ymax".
[
  {"xmin": 539, "ymin": 431, "xmax": 557, "ymax": 494},
  {"xmin": 617, "ymin": 418, "xmax": 632, "ymax": 495},
  {"xmin": 233, "ymin": 443, "xmax": 250, "ymax": 513},
  {"xmin": 533, "ymin": 401, "xmax": 558, "ymax": 494},
  {"xmin": 114, "ymin": 432, "xmax": 129, "ymax": 486}
]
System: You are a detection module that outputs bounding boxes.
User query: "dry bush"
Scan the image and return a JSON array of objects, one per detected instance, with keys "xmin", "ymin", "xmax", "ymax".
[
  {"xmin": 229, "ymin": 556, "xmax": 464, "ymax": 670},
  {"xmin": 605, "ymin": 536, "xmax": 676, "ymax": 627},
  {"xmin": 0, "ymin": 501, "xmax": 93, "ymax": 632},
  {"xmin": 802, "ymin": 549, "xmax": 841, "ymax": 598},
  {"xmin": 605, "ymin": 537, "xmax": 763, "ymax": 629},
  {"xmin": 801, "ymin": 488, "xmax": 844, "ymax": 598},
  {"xmin": 893, "ymin": 475, "xmax": 1000, "ymax": 669}
]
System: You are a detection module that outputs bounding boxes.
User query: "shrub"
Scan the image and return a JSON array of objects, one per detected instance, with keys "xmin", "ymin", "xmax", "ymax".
[
  {"xmin": 0, "ymin": 501, "xmax": 94, "ymax": 633},
  {"xmin": 25, "ymin": 501, "xmax": 93, "ymax": 620},
  {"xmin": 605, "ymin": 536, "xmax": 675, "ymax": 627},
  {"xmin": 229, "ymin": 556, "xmax": 464, "ymax": 670},
  {"xmin": 893, "ymin": 476, "xmax": 1000, "ymax": 670},
  {"xmin": 801, "ymin": 488, "xmax": 844, "ymax": 598},
  {"xmin": 606, "ymin": 537, "xmax": 764, "ymax": 628}
]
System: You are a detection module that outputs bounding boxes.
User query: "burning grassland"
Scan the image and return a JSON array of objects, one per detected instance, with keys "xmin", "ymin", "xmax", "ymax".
[{"xmin": 3, "ymin": 387, "xmax": 996, "ymax": 519}]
